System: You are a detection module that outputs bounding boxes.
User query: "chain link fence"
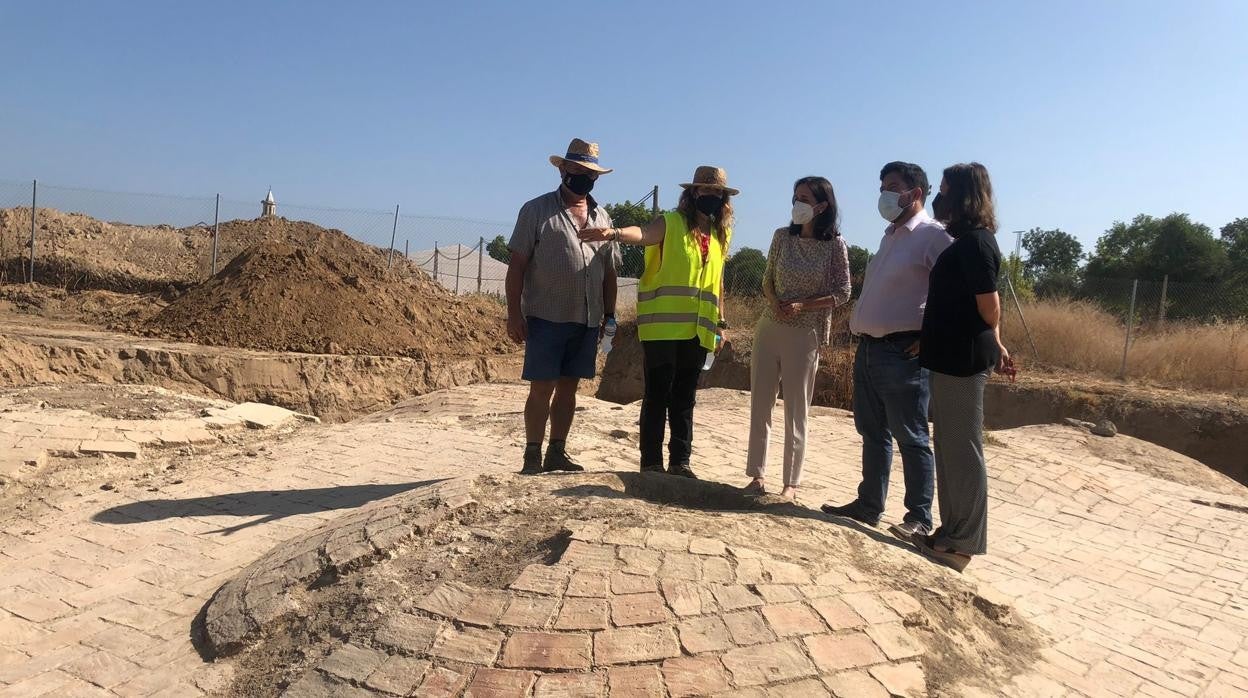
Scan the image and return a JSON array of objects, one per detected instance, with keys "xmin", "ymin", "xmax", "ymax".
[
  {"xmin": 5, "ymin": 177, "xmax": 1242, "ymax": 391},
  {"xmin": 1001, "ymin": 275, "xmax": 1248, "ymax": 392}
]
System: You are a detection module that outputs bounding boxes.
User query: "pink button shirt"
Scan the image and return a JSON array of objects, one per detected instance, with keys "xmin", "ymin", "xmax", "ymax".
[{"xmin": 849, "ymin": 210, "xmax": 952, "ymax": 338}]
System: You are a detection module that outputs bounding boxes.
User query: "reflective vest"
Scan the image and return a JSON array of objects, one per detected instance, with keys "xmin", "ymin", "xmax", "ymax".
[{"xmin": 637, "ymin": 211, "xmax": 729, "ymax": 351}]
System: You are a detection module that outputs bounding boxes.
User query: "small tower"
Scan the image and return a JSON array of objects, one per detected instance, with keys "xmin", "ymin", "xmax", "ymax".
[{"xmin": 261, "ymin": 188, "xmax": 277, "ymax": 218}]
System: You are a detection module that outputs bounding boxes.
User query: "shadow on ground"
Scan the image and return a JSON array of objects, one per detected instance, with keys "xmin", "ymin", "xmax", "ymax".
[
  {"xmin": 92, "ymin": 481, "xmax": 443, "ymax": 535},
  {"xmin": 552, "ymin": 471, "xmax": 917, "ymax": 556}
]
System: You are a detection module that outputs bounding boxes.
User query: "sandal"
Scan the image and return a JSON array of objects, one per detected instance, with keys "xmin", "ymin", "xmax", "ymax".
[
  {"xmin": 916, "ymin": 536, "xmax": 973, "ymax": 573},
  {"xmin": 743, "ymin": 479, "xmax": 766, "ymax": 495},
  {"xmin": 778, "ymin": 486, "xmax": 798, "ymax": 503}
]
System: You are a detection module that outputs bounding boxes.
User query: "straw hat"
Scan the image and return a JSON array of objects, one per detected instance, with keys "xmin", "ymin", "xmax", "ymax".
[
  {"xmin": 679, "ymin": 166, "xmax": 739, "ymax": 196},
  {"xmin": 549, "ymin": 138, "xmax": 613, "ymax": 174}
]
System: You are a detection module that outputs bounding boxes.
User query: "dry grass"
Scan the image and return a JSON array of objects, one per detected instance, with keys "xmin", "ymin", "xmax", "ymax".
[{"xmin": 1002, "ymin": 298, "xmax": 1248, "ymax": 394}]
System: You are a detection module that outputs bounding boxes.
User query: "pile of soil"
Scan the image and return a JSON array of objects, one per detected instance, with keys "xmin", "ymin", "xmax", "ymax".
[
  {"xmin": 142, "ymin": 234, "xmax": 512, "ymax": 358},
  {"xmin": 0, "ymin": 208, "xmax": 427, "ymax": 292}
]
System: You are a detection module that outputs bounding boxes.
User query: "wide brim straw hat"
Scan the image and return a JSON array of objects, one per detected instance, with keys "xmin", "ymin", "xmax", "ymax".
[
  {"xmin": 679, "ymin": 165, "xmax": 739, "ymax": 196},
  {"xmin": 549, "ymin": 138, "xmax": 613, "ymax": 174}
]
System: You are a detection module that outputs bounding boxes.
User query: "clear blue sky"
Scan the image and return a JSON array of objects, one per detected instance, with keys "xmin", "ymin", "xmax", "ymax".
[{"xmin": 3, "ymin": 1, "xmax": 1246, "ymax": 255}]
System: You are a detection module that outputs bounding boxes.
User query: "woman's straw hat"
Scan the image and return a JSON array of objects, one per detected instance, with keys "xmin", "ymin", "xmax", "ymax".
[{"xmin": 679, "ymin": 165, "xmax": 739, "ymax": 196}]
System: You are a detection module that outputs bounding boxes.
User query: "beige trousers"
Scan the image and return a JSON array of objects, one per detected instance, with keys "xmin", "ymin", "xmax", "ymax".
[{"xmin": 746, "ymin": 316, "xmax": 821, "ymax": 487}]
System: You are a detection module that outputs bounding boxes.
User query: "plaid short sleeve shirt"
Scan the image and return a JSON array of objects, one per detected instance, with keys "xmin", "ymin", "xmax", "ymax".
[{"xmin": 508, "ymin": 189, "xmax": 618, "ymax": 327}]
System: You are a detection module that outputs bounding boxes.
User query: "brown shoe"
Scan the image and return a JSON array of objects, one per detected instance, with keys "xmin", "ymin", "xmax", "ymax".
[{"xmin": 915, "ymin": 536, "xmax": 972, "ymax": 573}]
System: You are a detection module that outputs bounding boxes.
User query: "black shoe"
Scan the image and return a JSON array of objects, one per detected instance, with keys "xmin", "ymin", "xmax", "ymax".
[
  {"xmin": 543, "ymin": 447, "xmax": 585, "ymax": 473},
  {"xmin": 520, "ymin": 448, "xmax": 542, "ymax": 475},
  {"xmin": 820, "ymin": 501, "xmax": 880, "ymax": 527},
  {"xmin": 640, "ymin": 463, "xmax": 666, "ymax": 474},
  {"xmin": 669, "ymin": 462, "xmax": 698, "ymax": 479}
]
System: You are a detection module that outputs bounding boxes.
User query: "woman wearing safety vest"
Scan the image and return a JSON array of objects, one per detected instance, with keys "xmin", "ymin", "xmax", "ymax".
[{"xmin": 579, "ymin": 166, "xmax": 736, "ymax": 479}]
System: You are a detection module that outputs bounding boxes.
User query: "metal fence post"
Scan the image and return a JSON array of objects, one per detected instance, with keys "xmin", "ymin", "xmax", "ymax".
[
  {"xmin": 652, "ymin": 185, "xmax": 659, "ymax": 215},
  {"xmin": 1158, "ymin": 274, "xmax": 1168, "ymax": 324},
  {"xmin": 477, "ymin": 237, "xmax": 484, "ymax": 293},
  {"xmin": 1004, "ymin": 275, "xmax": 1039, "ymax": 360},
  {"xmin": 387, "ymin": 204, "xmax": 399, "ymax": 269},
  {"xmin": 211, "ymin": 193, "xmax": 220, "ymax": 276},
  {"xmin": 28, "ymin": 179, "xmax": 37, "ymax": 284},
  {"xmin": 404, "ymin": 239, "xmax": 409, "ymax": 259},
  {"xmin": 433, "ymin": 241, "xmax": 439, "ymax": 282},
  {"xmin": 455, "ymin": 245, "xmax": 461, "ymax": 295},
  {"xmin": 1119, "ymin": 279, "xmax": 1139, "ymax": 379}
]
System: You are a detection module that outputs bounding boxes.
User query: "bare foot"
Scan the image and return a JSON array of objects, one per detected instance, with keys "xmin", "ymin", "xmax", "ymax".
[
  {"xmin": 779, "ymin": 486, "xmax": 797, "ymax": 502},
  {"xmin": 743, "ymin": 478, "xmax": 766, "ymax": 495}
]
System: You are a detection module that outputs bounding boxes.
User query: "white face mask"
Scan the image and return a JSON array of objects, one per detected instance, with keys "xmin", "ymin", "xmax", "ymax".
[
  {"xmin": 791, "ymin": 201, "xmax": 815, "ymax": 225},
  {"xmin": 878, "ymin": 191, "xmax": 905, "ymax": 222}
]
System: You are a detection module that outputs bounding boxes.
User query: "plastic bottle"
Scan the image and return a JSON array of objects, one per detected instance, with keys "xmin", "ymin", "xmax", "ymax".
[
  {"xmin": 600, "ymin": 316, "xmax": 618, "ymax": 354},
  {"xmin": 702, "ymin": 334, "xmax": 721, "ymax": 371}
]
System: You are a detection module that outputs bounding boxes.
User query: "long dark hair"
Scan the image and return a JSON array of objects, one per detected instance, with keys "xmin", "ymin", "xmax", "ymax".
[
  {"xmin": 787, "ymin": 176, "xmax": 840, "ymax": 241},
  {"xmin": 941, "ymin": 162, "xmax": 997, "ymax": 235},
  {"xmin": 677, "ymin": 188, "xmax": 733, "ymax": 245}
]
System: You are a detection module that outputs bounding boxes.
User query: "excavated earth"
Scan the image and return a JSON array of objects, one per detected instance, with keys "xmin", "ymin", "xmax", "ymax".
[{"xmin": 599, "ymin": 323, "xmax": 1248, "ymax": 486}]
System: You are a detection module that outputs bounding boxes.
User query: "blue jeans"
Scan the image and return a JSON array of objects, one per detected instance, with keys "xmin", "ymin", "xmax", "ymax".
[{"xmin": 852, "ymin": 337, "xmax": 934, "ymax": 528}]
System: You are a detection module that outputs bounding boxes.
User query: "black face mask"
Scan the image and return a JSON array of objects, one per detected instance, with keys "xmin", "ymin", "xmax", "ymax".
[
  {"xmin": 695, "ymin": 194, "xmax": 724, "ymax": 217},
  {"xmin": 563, "ymin": 173, "xmax": 595, "ymax": 196},
  {"xmin": 931, "ymin": 193, "xmax": 949, "ymax": 223}
]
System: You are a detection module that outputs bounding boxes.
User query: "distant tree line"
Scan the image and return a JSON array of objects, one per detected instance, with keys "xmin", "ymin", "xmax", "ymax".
[
  {"xmin": 1022, "ymin": 214, "xmax": 1248, "ymax": 319},
  {"xmin": 488, "ymin": 202, "xmax": 1248, "ymax": 319}
]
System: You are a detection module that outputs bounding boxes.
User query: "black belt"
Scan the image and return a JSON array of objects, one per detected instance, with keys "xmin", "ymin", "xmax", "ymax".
[{"xmin": 858, "ymin": 331, "xmax": 921, "ymax": 343}]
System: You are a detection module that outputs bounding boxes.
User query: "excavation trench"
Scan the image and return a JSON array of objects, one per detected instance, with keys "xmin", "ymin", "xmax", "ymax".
[{"xmin": 596, "ymin": 324, "xmax": 1248, "ymax": 487}]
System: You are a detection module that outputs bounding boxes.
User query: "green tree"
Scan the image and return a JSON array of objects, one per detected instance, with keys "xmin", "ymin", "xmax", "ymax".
[
  {"xmin": 1085, "ymin": 214, "xmax": 1156, "ymax": 279},
  {"xmin": 486, "ymin": 235, "xmax": 510, "ymax": 264},
  {"xmin": 1000, "ymin": 253, "xmax": 1035, "ymax": 302},
  {"xmin": 1222, "ymin": 218, "xmax": 1248, "ymax": 268},
  {"xmin": 604, "ymin": 200, "xmax": 661, "ymax": 278},
  {"xmin": 1021, "ymin": 228, "xmax": 1083, "ymax": 298},
  {"xmin": 603, "ymin": 201, "xmax": 654, "ymax": 228},
  {"xmin": 847, "ymin": 244, "xmax": 871, "ymax": 299},
  {"xmin": 1085, "ymin": 213, "xmax": 1226, "ymax": 282},
  {"xmin": 1140, "ymin": 215, "xmax": 1227, "ymax": 282},
  {"xmin": 723, "ymin": 247, "xmax": 767, "ymax": 296},
  {"xmin": 1021, "ymin": 228, "xmax": 1082, "ymax": 278}
]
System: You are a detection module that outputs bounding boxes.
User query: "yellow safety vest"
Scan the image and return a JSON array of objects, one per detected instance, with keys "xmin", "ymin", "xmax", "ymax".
[{"xmin": 637, "ymin": 211, "xmax": 730, "ymax": 352}]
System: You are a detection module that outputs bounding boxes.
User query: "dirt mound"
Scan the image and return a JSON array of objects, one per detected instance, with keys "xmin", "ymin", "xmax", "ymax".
[
  {"xmin": 0, "ymin": 284, "xmax": 168, "ymax": 327},
  {"xmin": 143, "ymin": 236, "xmax": 512, "ymax": 357},
  {"xmin": 0, "ymin": 208, "xmax": 427, "ymax": 292}
]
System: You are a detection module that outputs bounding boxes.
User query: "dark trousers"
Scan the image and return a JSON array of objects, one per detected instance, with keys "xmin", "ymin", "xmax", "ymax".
[
  {"xmin": 640, "ymin": 338, "xmax": 708, "ymax": 467},
  {"xmin": 852, "ymin": 337, "xmax": 935, "ymax": 528}
]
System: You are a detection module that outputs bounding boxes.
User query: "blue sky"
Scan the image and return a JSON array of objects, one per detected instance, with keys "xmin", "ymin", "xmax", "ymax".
[{"xmin": 2, "ymin": 1, "xmax": 1246, "ymax": 256}]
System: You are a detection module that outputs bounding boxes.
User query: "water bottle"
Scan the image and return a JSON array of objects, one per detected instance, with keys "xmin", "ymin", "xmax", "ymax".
[
  {"xmin": 702, "ymin": 334, "xmax": 721, "ymax": 371},
  {"xmin": 600, "ymin": 316, "xmax": 618, "ymax": 354}
]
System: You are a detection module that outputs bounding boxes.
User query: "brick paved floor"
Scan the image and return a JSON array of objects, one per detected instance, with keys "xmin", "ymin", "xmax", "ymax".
[{"xmin": 0, "ymin": 383, "xmax": 1245, "ymax": 696}]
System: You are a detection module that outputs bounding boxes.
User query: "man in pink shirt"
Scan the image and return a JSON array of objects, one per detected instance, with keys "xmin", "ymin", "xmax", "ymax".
[{"xmin": 823, "ymin": 162, "xmax": 952, "ymax": 538}]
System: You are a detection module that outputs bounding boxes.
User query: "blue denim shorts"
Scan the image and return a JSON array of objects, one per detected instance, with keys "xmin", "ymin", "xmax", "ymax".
[{"xmin": 522, "ymin": 317, "xmax": 597, "ymax": 381}]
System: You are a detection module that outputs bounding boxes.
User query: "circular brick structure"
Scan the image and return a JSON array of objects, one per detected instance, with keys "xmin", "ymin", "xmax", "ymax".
[{"xmin": 278, "ymin": 523, "xmax": 928, "ymax": 696}]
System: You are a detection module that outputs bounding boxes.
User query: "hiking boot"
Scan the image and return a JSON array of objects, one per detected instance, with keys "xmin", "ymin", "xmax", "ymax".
[
  {"xmin": 520, "ymin": 446, "xmax": 542, "ymax": 476},
  {"xmin": 669, "ymin": 462, "xmax": 698, "ymax": 479},
  {"xmin": 543, "ymin": 446, "xmax": 585, "ymax": 473},
  {"xmin": 820, "ymin": 501, "xmax": 880, "ymax": 527},
  {"xmin": 888, "ymin": 520, "xmax": 931, "ymax": 541},
  {"xmin": 640, "ymin": 463, "xmax": 666, "ymax": 474}
]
